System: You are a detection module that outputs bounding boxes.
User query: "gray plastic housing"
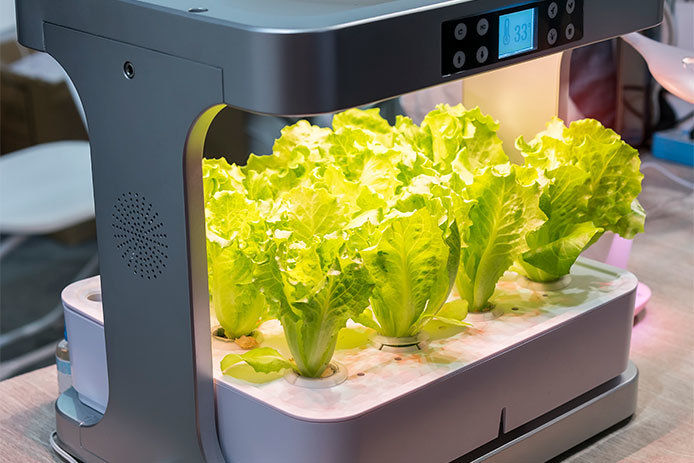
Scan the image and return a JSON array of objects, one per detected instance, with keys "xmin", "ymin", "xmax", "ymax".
[
  {"xmin": 15, "ymin": 1, "xmax": 660, "ymax": 461},
  {"xmin": 16, "ymin": 0, "xmax": 662, "ymax": 115}
]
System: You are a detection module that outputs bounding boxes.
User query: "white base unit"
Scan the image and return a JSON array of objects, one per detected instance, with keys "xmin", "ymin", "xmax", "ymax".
[{"xmin": 62, "ymin": 258, "xmax": 637, "ymax": 463}]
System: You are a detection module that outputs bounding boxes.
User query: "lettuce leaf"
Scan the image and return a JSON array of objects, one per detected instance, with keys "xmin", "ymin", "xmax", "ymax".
[
  {"xmin": 210, "ymin": 245, "xmax": 266, "ymax": 339},
  {"xmin": 221, "ymin": 347, "xmax": 293, "ymax": 374},
  {"xmin": 203, "ymin": 189, "xmax": 272, "ymax": 339},
  {"xmin": 515, "ymin": 118, "xmax": 645, "ymax": 281},
  {"xmin": 515, "ymin": 165, "xmax": 602, "ymax": 281},
  {"xmin": 362, "ymin": 209, "xmax": 460, "ymax": 337},
  {"xmin": 456, "ymin": 165, "xmax": 543, "ymax": 312},
  {"xmin": 280, "ymin": 256, "xmax": 373, "ymax": 377},
  {"xmin": 202, "ymin": 157, "xmax": 245, "ymax": 202},
  {"xmin": 258, "ymin": 186, "xmax": 374, "ymax": 377},
  {"xmin": 418, "ymin": 104, "xmax": 508, "ymax": 181}
]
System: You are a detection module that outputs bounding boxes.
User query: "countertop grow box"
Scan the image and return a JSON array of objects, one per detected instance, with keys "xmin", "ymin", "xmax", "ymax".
[{"xmin": 15, "ymin": 0, "xmax": 662, "ymax": 462}]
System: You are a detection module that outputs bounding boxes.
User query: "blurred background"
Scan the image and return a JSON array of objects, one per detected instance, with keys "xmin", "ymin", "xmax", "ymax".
[{"xmin": 0, "ymin": 0, "xmax": 692, "ymax": 380}]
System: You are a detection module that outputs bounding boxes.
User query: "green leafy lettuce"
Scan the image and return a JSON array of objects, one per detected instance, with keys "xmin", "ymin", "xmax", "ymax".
[
  {"xmin": 397, "ymin": 103, "xmax": 508, "ymax": 182},
  {"xmin": 455, "ymin": 165, "xmax": 544, "ymax": 312},
  {"xmin": 207, "ymin": 106, "xmax": 645, "ymax": 380},
  {"xmin": 361, "ymin": 208, "xmax": 461, "ymax": 337},
  {"xmin": 263, "ymin": 186, "xmax": 374, "ymax": 377},
  {"xmin": 515, "ymin": 118, "xmax": 645, "ymax": 282},
  {"xmin": 204, "ymin": 176, "xmax": 270, "ymax": 340}
]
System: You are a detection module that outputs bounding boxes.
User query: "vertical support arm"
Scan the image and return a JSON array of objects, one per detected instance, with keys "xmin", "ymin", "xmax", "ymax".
[{"xmin": 46, "ymin": 24, "xmax": 225, "ymax": 462}]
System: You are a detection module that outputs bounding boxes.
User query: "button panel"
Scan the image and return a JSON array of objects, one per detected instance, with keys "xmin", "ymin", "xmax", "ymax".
[{"xmin": 442, "ymin": 0, "xmax": 583, "ymax": 76}]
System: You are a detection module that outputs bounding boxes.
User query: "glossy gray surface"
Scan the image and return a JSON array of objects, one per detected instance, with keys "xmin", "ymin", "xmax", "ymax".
[
  {"xmin": 16, "ymin": 0, "xmax": 662, "ymax": 115},
  {"xmin": 42, "ymin": 24, "xmax": 225, "ymax": 463}
]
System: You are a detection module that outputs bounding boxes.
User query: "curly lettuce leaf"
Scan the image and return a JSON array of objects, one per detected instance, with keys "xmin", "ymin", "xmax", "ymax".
[
  {"xmin": 456, "ymin": 166, "xmax": 543, "ymax": 312},
  {"xmin": 280, "ymin": 186, "xmax": 346, "ymax": 243},
  {"xmin": 419, "ymin": 104, "xmax": 508, "ymax": 180},
  {"xmin": 204, "ymin": 190, "xmax": 272, "ymax": 338},
  {"xmin": 255, "ymin": 185, "xmax": 375, "ymax": 378},
  {"xmin": 279, "ymin": 254, "xmax": 373, "ymax": 377},
  {"xmin": 515, "ymin": 118, "xmax": 645, "ymax": 281},
  {"xmin": 516, "ymin": 165, "xmax": 603, "ymax": 281},
  {"xmin": 332, "ymin": 107, "xmax": 395, "ymax": 147},
  {"xmin": 271, "ymin": 119, "xmax": 332, "ymax": 164},
  {"xmin": 519, "ymin": 221, "xmax": 603, "ymax": 282},
  {"xmin": 202, "ymin": 158, "xmax": 245, "ymax": 202},
  {"xmin": 362, "ymin": 209, "xmax": 460, "ymax": 337},
  {"xmin": 205, "ymin": 191, "xmax": 260, "ymax": 244},
  {"xmin": 210, "ymin": 245, "xmax": 266, "ymax": 339}
]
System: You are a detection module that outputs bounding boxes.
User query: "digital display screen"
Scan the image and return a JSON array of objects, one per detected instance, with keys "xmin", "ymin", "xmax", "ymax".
[{"xmin": 498, "ymin": 8, "xmax": 537, "ymax": 59}]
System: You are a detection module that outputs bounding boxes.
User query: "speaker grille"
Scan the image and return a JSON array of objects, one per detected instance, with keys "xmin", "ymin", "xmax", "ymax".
[{"xmin": 112, "ymin": 192, "xmax": 168, "ymax": 279}]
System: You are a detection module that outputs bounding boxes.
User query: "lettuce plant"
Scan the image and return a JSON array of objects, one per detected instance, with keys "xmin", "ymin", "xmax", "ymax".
[
  {"xmin": 515, "ymin": 118, "xmax": 645, "ymax": 282},
  {"xmin": 262, "ymin": 187, "xmax": 374, "ymax": 377},
  {"xmin": 205, "ymin": 188, "xmax": 271, "ymax": 341},
  {"xmin": 209, "ymin": 106, "xmax": 646, "ymax": 380},
  {"xmin": 361, "ymin": 208, "xmax": 461, "ymax": 337},
  {"xmin": 455, "ymin": 165, "xmax": 543, "ymax": 312}
]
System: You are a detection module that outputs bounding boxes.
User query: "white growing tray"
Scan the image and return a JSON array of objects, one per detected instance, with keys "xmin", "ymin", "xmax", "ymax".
[{"xmin": 62, "ymin": 258, "xmax": 637, "ymax": 463}]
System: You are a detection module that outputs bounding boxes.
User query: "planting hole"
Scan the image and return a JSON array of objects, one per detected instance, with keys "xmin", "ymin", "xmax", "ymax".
[
  {"xmin": 511, "ymin": 307, "xmax": 519, "ymax": 311},
  {"xmin": 394, "ymin": 357, "xmax": 402, "ymax": 361},
  {"xmin": 357, "ymin": 372, "xmax": 365, "ymax": 377}
]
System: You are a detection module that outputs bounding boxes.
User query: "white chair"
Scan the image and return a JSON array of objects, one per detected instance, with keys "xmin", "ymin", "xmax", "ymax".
[{"xmin": 0, "ymin": 62, "xmax": 96, "ymax": 378}]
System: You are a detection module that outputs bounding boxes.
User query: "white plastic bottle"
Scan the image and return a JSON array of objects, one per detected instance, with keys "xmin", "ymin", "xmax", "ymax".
[{"xmin": 55, "ymin": 338, "xmax": 72, "ymax": 393}]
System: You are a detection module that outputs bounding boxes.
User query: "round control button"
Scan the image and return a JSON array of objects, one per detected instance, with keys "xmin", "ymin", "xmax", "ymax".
[
  {"xmin": 547, "ymin": 28, "xmax": 558, "ymax": 45},
  {"xmin": 454, "ymin": 23, "xmax": 467, "ymax": 40},
  {"xmin": 476, "ymin": 18, "xmax": 489, "ymax": 36},
  {"xmin": 548, "ymin": 2, "xmax": 558, "ymax": 19},
  {"xmin": 565, "ymin": 23, "xmax": 575, "ymax": 40},
  {"xmin": 453, "ymin": 51, "xmax": 466, "ymax": 69},
  {"xmin": 566, "ymin": 0, "xmax": 576, "ymax": 14},
  {"xmin": 476, "ymin": 46, "xmax": 489, "ymax": 64}
]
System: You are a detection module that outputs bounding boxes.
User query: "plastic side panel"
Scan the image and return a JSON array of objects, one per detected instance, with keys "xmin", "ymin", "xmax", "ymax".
[
  {"xmin": 216, "ymin": 288, "xmax": 636, "ymax": 463},
  {"xmin": 63, "ymin": 307, "xmax": 108, "ymax": 413}
]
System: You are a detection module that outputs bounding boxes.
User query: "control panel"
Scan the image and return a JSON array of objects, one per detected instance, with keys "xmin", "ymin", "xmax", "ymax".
[{"xmin": 442, "ymin": 0, "xmax": 583, "ymax": 76}]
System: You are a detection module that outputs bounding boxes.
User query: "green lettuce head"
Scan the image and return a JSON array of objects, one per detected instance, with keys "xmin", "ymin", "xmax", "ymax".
[
  {"xmin": 515, "ymin": 118, "xmax": 645, "ymax": 282},
  {"xmin": 204, "ymin": 188, "xmax": 271, "ymax": 340},
  {"xmin": 262, "ymin": 186, "xmax": 375, "ymax": 377},
  {"xmin": 456, "ymin": 164, "xmax": 544, "ymax": 312},
  {"xmin": 361, "ymin": 207, "xmax": 461, "ymax": 338}
]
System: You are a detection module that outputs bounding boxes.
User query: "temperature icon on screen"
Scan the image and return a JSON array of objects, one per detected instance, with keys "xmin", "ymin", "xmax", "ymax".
[{"xmin": 503, "ymin": 18, "xmax": 511, "ymax": 45}]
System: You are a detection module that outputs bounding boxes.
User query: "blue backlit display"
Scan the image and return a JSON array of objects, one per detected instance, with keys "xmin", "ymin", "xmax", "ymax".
[{"xmin": 498, "ymin": 8, "xmax": 537, "ymax": 59}]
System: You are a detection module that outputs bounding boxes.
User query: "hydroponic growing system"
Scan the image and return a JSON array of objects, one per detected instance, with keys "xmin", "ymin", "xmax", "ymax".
[{"xmin": 16, "ymin": 0, "xmax": 663, "ymax": 462}]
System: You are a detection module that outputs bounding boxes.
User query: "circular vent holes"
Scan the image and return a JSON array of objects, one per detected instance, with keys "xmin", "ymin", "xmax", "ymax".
[{"xmin": 112, "ymin": 192, "xmax": 169, "ymax": 279}]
